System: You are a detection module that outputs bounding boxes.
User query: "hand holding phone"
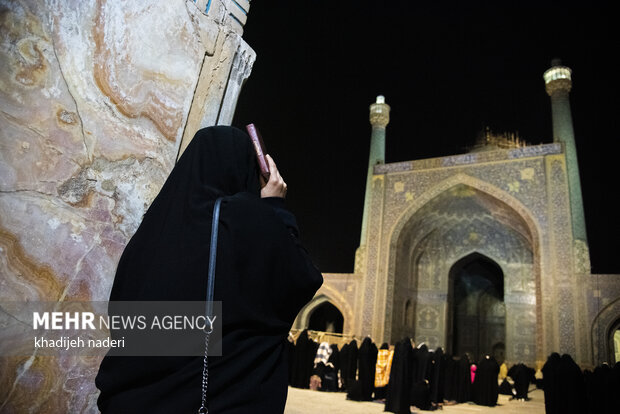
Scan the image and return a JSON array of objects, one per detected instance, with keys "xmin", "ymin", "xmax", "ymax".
[
  {"xmin": 246, "ymin": 123, "xmax": 270, "ymax": 181},
  {"xmin": 260, "ymin": 154, "xmax": 287, "ymax": 198}
]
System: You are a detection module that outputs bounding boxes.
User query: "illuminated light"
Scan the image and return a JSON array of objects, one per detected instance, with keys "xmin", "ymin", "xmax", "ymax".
[{"xmin": 543, "ymin": 67, "xmax": 572, "ymax": 84}]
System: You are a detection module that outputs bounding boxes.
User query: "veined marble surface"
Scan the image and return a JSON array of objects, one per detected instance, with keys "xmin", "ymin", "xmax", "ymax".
[{"xmin": 0, "ymin": 0, "xmax": 254, "ymax": 411}]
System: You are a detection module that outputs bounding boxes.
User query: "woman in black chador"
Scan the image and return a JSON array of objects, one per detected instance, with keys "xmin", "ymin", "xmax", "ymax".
[
  {"xmin": 95, "ymin": 126, "xmax": 323, "ymax": 413},
  {"xmin": 347, "ymin": 336, "xmax": 378, "ymax": 401},
  {"xmin": 453, "ymin": 354, "xmax": 472, "ymax": 403},
  {"xmin": 290, "ymin": 329, "xmax": 319, "ymax": 389},
  {"xmin": 385, "ymin": 337, "xmax": 414, "ymax": 414},
  {"xmin": 507, "ymin": 362, "xmax": 535, "ymax": 400},
  {"xmin": 542, "ymin": 352, "xmax": 561, "ymax": 414},
  {"xmin": 357, "ymin": 337, "xmax": 378, "ymax": 401},
  {"xmin": 471, "ymin": 355, "xmax": 499, "ymax": 407},
  {"xmin": 340, "ymin": 339, "xmax": 359, "ymax": 391}
]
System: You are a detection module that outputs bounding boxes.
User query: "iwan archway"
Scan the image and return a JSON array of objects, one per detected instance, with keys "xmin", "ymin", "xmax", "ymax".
[{"xmin": 390, "ymin": 181, "xmax": 539, "ymax": 365}]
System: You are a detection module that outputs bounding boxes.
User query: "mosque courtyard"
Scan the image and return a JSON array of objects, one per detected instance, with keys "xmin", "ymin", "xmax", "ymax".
[{"xmin": 284, "ymin": 386, "xmax": 545, "ymax": 414}]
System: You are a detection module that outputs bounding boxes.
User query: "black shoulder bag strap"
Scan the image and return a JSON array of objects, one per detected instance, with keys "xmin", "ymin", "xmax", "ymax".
[{"xmin": 199, "ymin": 196, "xmax": 222, "ymax": 414}]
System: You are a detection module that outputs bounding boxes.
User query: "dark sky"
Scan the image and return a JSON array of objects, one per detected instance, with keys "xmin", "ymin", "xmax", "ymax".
[{"xmin": 233, "ymin": 1, "xmax": 619, "ymax": 274}]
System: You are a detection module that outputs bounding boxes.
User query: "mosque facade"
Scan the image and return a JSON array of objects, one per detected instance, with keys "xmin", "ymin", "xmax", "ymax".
[{"xmin": 294, "ymin": 61, "xmax": 620, "ymax": 369}]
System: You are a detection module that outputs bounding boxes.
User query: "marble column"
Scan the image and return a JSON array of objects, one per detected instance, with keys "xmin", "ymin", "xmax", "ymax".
[{"xmin": 0, "ymin": 0, "xmax": 254, "ymax": 411}]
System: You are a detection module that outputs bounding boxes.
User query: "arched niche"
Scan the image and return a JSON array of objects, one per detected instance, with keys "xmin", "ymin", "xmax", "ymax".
[
  {"xmin": 447, "ymin": 252, "xmax": 506, "ymax": 362},
  {"xmin": 308, "ymin": 301, "xmax": 344, "ymax": 333},
  {"xmin": 387, "ymin": 178, "xmax": 540, "ymax": 364},
  {"xmin": 293, "ymin": 294, "xmax": 349, "ymax": 333},
  {"xmin": 591, "ymin": 297, "xmax": 620, "ymax": 365}
]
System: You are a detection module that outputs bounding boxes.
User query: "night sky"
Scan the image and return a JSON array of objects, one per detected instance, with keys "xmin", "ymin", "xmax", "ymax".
[{"xmin": 232, "ymin": 2, "xmax": 619, "ymax": 274}]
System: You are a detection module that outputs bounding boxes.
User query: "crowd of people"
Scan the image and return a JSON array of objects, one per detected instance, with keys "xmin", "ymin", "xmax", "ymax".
[
  {"xmin": 542, "ymin": 353, "xmax": 619, "ymax": 413},
  {"xmin": 287, "ymin": 330, "xmax": 620, "ymax": 413}
]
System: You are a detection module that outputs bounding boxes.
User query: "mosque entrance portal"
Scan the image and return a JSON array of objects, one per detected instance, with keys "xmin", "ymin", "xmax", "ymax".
[
  {"xmin": 389, "ymin": 183, "xmax": 537, "ymax": 363},
  {"xmin": 448, "ymin": 253, "xmax": 506, "ymax": 363}
]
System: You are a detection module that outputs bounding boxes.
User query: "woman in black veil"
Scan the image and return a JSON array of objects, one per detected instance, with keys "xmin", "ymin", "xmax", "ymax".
[
  {"xmin": 95, "ymin": 126, "xmax": 323, "ymax": 413},
  {"xmin": 385, "ymin": 337, "xmax": 413, "ymax": 414}
]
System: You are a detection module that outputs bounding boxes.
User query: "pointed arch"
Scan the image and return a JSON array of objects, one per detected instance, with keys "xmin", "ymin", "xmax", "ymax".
[
  {"xmin": 388, "ymin": 174, "xmax": 541, "ymax": 251},
  {"xmin": 384, "ymin": 173, "xmax": 543, "ymax": 360},
  {"xmin": 293, "ymin": 290, "xmax": 353, "ymax": 333},
  {"xmin": 591, "ymin": 296, "xmax": 620, "ymax": 365},
  {"xmin": 448, "ymin": 252, "xmax": 506, "ymax": 359}
]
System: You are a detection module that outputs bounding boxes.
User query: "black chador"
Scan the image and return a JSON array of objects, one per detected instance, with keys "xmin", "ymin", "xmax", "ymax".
[
  {"xmin": 341, "ymin": 339, "xmax": 359, "ymax": 391},
  {"xmin": 313, "ymin": 361, "xmax": 338, "ymax": 392},
  {"xmin": 507, "ymin": 363, "xmax": 535, "ymax": 400},
  {"xmin": 328, "ymin": 343, "xmax": 340, "ymax": 372},
  {"xmin": 95, "ymin": 126, "xmax": 323, "ymax": 413},
  {"xmin": 472, "ymin": 355, "xmax": 499, "ymax": 406},
  {"xmin": 442, "ymin": 354, "xmax": 458, "ymax": 402},
  {"xmin": 542, "ymin": 352, "xmax": 561, "ymax": 414},
  {"xmin": 411, "ymin": 380, "xmax": 433, "ymax": 411},
  {"xmin": 556, "ymin": 354, "xmax": 587, "ymax": 414},
  {"xmin": 357, "ymin": 337, "xmax": 378, "ymax": 401},
  {"xmin": 544, "ymin": 353, "xmax": 588, "ymax": 414},
  {"xmin": 443, "ymin": 354, "xmax": 470, "ymax": 402},
  {"xmin": 428, "ymin": 347, "xmax": 445, "ymax": 404},
  {"xmin": 339, "ymin": 341, "xmax": 351, "ymax": 390},
  {"xmin": 413, "ymin": 344, "xmax": 432, "ymax": 383},
  {"xmin": 326, "ymin": 343, "xmax": 340, "ymax": 390},
  {"xmin": 410, "ymin": 344, "xmax": 432, "ymax": 408},
  {"xmin": 454, "ymin": 354, "xmax": 472, "ymax": 403},
  {"xmin": 498, "ymin": 378, "xmax": 513, "ymax": 395},
  {"xmin": 290, "ymin": 329, "xmax": 319, "ymax": 388},
  {"xmin": 287, "ymin": 335, "xmax": 295, "ymax": 386},
  {"xmin": 584, "ymin": 363, "xmax": 619, "ymax": 413},
  {"xmin": 385, "ymin": 338, "xmax": 413, "ymax": 414}
]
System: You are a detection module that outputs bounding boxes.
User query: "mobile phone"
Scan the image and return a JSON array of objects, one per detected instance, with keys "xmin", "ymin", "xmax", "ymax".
[{"xmin": 246, "ymin": 123, "xmax": 271, "ymax": 181}]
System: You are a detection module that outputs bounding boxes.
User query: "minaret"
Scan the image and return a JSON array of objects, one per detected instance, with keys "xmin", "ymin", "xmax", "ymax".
[
  {"xmin": 360, "ymin": 95, "xmax": 390, "ymax": 244},
  {"xmin": 543, "ymin": 59, "xmax": 587, "ymax": 242}
]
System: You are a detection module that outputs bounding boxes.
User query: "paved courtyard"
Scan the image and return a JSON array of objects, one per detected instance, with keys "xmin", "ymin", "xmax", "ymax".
[{"xmin": 284, "ymin": 387, "xmax": 545, "ymax": 414}]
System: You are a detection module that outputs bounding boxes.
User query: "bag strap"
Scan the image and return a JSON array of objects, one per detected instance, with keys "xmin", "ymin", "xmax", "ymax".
[
  {"xmin": 205, "ymin": 197, "xmax": 222, "ymax": 319},
  {"xmin": 199, "ymin": 197, "xmax": 223, "ymax": 414}
]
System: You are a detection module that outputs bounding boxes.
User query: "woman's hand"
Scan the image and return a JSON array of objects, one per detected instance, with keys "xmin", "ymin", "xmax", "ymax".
[{"xmin": 260, "ymin": 154, "xmax": 287, "ymax": 198}]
